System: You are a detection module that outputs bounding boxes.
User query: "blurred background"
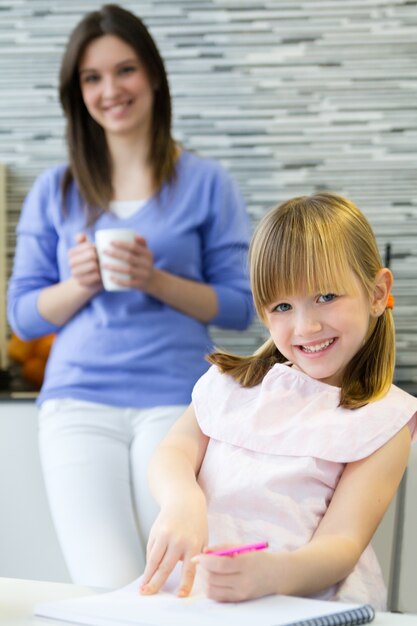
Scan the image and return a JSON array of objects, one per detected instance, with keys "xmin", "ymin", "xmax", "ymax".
[
  {"xmin": 0, "ymin": 0, "xmax": 416, "ymax": 391},
  {"xmin": 1, "ymin": 0, "xmax": 416, "ymax": 394}
]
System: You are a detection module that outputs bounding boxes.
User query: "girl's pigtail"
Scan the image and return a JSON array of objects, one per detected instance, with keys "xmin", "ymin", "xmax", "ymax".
[
  {"xmin": 340, "ymin": 309, "xmax": 395, "ymax": 409},
  {"xmin": 208, "ymin": 337, "xmax": 284, "ymax": 388}
]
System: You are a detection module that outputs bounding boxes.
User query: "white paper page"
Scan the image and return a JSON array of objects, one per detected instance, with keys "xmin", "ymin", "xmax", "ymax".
[{"xmin": 35, "ymin": 565, "xmax": 369, "ymax": 626}]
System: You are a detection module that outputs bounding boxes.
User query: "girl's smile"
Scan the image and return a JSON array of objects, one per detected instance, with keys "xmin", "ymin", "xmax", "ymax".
[
  {"xmin": 297, "ymin": 337, "xmax": 336, "ymax": 355},
  {"xmin": 264, "ymin": 281, "xmax": 372, "ymax": 387}
]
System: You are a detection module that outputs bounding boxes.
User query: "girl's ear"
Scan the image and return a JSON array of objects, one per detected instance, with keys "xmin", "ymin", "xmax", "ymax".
[{"xmin": 370, "ymin": 268, "xmax": 393, "ymax": 317}]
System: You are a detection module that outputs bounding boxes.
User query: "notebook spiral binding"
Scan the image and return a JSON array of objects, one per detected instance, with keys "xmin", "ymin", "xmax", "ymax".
[{"xmin": 283, "ymin": 603, "xmax": 375, "ymax": 626}]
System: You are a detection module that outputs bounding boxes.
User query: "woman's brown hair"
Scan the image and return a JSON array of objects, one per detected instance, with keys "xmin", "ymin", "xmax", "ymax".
[
  {"xmin": 59, "ymin": 3, "xmax": 176, "ymax": 220},
  {"xmin": 209, "ymin": 193, "xmax": 395, "ymax": 409}
]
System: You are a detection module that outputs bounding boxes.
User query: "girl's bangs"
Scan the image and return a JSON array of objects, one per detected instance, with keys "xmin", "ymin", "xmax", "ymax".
[{"xmin": 252, "ymin": 229, "xmax": 359, "ymax": 313}]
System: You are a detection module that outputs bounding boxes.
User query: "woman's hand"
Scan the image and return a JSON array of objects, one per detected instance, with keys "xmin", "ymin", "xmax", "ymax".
[
  {"xmin": 140, "ymin": 492, "xmax": 208, "ymax": 598},
  {"xmin": 192, "ymin": 547, "xmax": 279, "ymax": 603},
  {"xmin": 68, "ymin": 233, "xmax": 103, "ymax": 292},
  {"xmin": 97, "ymin": 233, "xmax": 220, "ymax": 322},
  {"xmin": 99, "ymin": 234, "xmax": 154, "ymax": 291}
]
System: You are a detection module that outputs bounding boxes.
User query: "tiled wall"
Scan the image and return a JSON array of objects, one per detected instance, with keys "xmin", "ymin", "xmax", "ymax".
[{"xmin": 1, "ymin": 0, "xmax": 416, "ymax": 386}]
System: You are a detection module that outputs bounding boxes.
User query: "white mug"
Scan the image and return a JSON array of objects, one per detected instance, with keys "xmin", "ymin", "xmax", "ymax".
[{"xmin": 95, "ymin": 228, "xmax": 136, "ymax": 291}]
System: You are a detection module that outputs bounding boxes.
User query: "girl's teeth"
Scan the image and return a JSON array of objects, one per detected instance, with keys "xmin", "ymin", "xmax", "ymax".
[{"xmin": 302, "ymin": 339, "xmax": 334, "ymax": 353}]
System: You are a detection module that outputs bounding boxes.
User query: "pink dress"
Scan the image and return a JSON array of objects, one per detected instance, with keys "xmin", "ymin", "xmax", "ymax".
[{"xmin": 192, "ymin": 364, "xmax": 417, "ymax": 610}]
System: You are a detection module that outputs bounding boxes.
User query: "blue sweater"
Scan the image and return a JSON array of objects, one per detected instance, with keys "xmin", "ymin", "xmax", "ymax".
[{"xmin": 8, "ymin": 151, "xmax": 254, "ymax": 407}]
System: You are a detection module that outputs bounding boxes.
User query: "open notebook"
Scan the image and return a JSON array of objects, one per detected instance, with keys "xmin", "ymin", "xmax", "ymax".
[{"xmin": 35, "ymin": 568, "xmax": 375, "ymax": 626}]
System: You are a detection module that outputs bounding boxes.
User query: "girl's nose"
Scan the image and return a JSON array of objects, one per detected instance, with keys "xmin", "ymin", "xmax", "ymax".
[{"xmin": 294, "ymin": 311, "xmax": 322, "ymax": 336}]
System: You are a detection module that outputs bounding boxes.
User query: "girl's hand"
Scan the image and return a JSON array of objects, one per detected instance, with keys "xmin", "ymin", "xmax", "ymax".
[
  {"xmin": 100, "ymin": 235, "xmax": 154, "ymax": 291},
  {"xmin": 140, "ymin": 495, "xmax": 208, "ymax": 598},
  {"xmin": 193, "ymin": 547, "xmax": 277, "ymax": 603},
  {"xmin": 68, "ymin": 233, "xmax": 103, "ymax": 292}
]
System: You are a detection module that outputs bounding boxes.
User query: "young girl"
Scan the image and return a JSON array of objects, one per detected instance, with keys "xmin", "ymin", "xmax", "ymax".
[{"xmin": 140, "ymin": 192, "xmax": 417, "ymax": 609}]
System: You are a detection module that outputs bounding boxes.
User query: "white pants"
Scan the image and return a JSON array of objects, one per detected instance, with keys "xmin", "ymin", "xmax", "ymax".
[{"xmin": 38, "ymin": 399, "xmax": 186, "ymax": 589}]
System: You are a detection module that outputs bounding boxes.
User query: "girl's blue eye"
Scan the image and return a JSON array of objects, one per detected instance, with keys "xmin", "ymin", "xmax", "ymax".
[
  {"xmin": 273, "ymin": 302, "xmax": 292, "ymax": 312},
  {"xmin": 318, "ymin": 293, "xmax": 337, "ymax": 303}
]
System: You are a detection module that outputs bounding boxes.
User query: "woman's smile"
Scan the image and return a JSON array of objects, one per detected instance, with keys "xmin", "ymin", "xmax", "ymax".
[{"xmin": 103, "ymin": 98, "xmax": 134, "ymax": 118}]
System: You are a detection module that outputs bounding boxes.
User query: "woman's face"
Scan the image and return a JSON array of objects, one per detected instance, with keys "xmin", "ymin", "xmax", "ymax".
[{"xmin": 79, "ymin": 34, "xmax": 154, "ymax": 139}]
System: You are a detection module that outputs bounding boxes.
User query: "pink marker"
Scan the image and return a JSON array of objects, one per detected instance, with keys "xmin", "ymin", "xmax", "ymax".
[{"xmin": 205, "ymin": 541, "xmax": 269, "ymax": 557}]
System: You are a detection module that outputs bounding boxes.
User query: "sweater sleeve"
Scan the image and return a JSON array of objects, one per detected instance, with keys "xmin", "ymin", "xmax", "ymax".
[
  {"xmin": 7, "ymin": 168, "xmax": 63, "ymax": 339},
  {"xmin": 201, "ymin": 165, "xmax": 255, "ymax": 330}
]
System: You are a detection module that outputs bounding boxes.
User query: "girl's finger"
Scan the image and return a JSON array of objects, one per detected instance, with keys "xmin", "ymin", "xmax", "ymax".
[
  {"xmin": 202, "ymin": 544, "xmax": 231, "ymax": 554},
  {"xmin": 193, "ymin": 553, "xmax": 242, "ymax": 574},
  {"xmin": 177, "ymin": 560, "xmax": 196, "ymax": 598},
  {"xmin": 140, "ymin": 551, "xmax": 180, "ymax": 595},
  {"xmin": 146, "ymin": 536, "xmax": 156, "ymax": 560},
  {"xmin": 141, "ymin": 542, "xmax": 168, "ymax": 586},
  {"xmin": 205, "ymin": 582, "xmax": 239, "ymax": 603}
]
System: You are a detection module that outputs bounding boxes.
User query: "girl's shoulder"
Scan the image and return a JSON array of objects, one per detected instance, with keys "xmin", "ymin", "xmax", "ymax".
[
  {"xmin": 376, "ymin": 383, "xmax": 417, "ymax": 442},
  {"xmin": 192, "ymin": 364, "xmax": 417, "ymax": 462},
  {"xmin": 380, "ymin": 383, "xmax": 417, "ymax": 414}
]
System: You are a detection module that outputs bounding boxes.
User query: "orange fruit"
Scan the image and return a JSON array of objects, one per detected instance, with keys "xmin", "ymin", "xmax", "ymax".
[
  {"xmin": 22, "ymin": 357, "xmax": 46, "ymax": 388},
  {"xmin": 7, "ymin": 334, "xmax": 35, "ymax": 364},
  {"xmin": 35, "ymin": 334, "xmax": 55, "ymax": 360}
]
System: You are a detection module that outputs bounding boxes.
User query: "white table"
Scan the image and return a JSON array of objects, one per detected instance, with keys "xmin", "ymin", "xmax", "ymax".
[
  {"xmin": 1, "ymin": 577, "xmax": 417, "ymax": 626},
  {"xmin": 0, "ymin": 578, "xmax": 91, "ymax": 625}
]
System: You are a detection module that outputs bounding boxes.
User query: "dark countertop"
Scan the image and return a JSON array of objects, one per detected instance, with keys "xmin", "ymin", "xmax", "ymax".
[
  {"xmin": 0, "ymin": 366, "xmax": 39, "ymax": 401},
  {"xmin": 0, "ymin": 390, "xmax": 38, "ymax": 401},
  {"xmin": 0, "ymin": 366, "xmax": 415, "ymax": 402}
]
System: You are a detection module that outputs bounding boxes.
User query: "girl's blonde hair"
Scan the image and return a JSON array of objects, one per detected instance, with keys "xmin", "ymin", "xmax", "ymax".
[{"xmin": 209, "ymin": 192, "xmax": 395, "ymax": 409}]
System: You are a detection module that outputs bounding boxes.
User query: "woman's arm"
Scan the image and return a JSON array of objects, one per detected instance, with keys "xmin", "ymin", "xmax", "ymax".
[
  {"xmin": 8, "ymin": 170, "xmax": 103, "ymax": 337},
  {"xmin": 37, "ymin": 233, "xmax": 102, "ymax": 326},
  {"xmin": 143, "ymin": 266, "xmax": 219, "ymax": 323},
  {"xmin": 193, "ymin": 424, "xmax": 411, "ymax": 602},
  {"xmin": 141, "ymin": 404, "xmax": 210, "ymax": 597},
  {"xmin": 37, "ymin": 278, "xmax": 99, "ymax": 326}
]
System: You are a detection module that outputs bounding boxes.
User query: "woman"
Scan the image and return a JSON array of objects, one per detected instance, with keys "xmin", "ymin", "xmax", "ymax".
[{"xmin": 7, "ymin": 4, "xmax": 253, "ymax": 588}]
